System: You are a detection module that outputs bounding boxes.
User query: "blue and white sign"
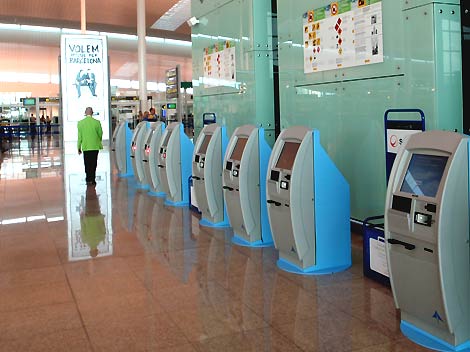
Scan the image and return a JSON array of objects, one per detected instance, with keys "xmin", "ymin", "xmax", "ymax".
[{"xmin": 60, "ymin": 35, "xmax": 110, "ymax": 142}]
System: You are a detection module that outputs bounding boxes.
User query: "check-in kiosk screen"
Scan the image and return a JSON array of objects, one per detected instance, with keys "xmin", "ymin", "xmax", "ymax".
[
  {"xmin": 198, "ymin": 134, "xmax": 212, "ymax": 154},
  {"xmin": 400, "ymin": 154, "xmax": 448, "ymax": 197},
  {"xmin": 161, "ymin": 131, "xmax": 171, "ymax": 147},
  {"xmin": 146, "ymin": 130, "xmax": 155, "ymax": 144},
  {"xmin": 230, "ymin": 137, "xmax": 248, "ymax": 161},
  {"xmin": 275, "ymin": 141, "xmax": 301, "ymax": 170}
]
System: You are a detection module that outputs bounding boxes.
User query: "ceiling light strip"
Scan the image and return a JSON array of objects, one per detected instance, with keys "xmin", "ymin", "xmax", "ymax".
[
  {"xmin": 0, "ymin": 23, "xmax": 191, "ymax": 46},
  {"xmin": 151, "ymin": 0, "xmax": 191, "ymax": 31}
]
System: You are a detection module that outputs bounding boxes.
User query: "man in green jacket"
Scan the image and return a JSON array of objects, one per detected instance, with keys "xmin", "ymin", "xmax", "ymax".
[{"xmin": 77, "ymin": 107, "xmax": 103, "ymax": 186}]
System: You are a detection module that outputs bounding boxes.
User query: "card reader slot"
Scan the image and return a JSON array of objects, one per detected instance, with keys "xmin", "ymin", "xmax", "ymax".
[
  {"xmin": 392, "ymin": 195, "xmax": 412, "ymax": 213},
  {"xmin": 223, "ymin": 186, "xmax": 233, "ymax": 191},
  {"xmin": 193, "ymin": 176, "xmax": 201, "ymax": 180},
  {"xmin": 387, "ymin": 238, "xmax": 416, "ymax": 250},
  {"xmin": 158, "ymin": 165, "xmax": 164, "ymax": 168},
  {"xmin": 267, "ymin": 200, "xmax": 281, "ymax": 206}
]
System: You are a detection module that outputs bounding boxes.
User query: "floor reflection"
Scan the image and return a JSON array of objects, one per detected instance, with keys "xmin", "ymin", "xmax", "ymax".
[
  {"xmin": 0, "ymin": 136, "xmax": 63, "ymax": 180},
  {"xmin": 68, "ymin": 180, "xmax": 112, "ymax": 260},
  {"xmin": 0, "ymin": 138, "xmax": 424, "ymax": 351},
  {"xmin": 65, "ymin": 146, "xmax": 113, "ymax": 261}
]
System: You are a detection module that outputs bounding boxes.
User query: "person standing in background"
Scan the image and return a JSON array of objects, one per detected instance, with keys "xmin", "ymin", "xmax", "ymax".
[
  {"xmin": 77, "ymin": 107, "xmax": 103, "ymax": 186},
  {"xmin": 46, "ymin": 115, "xmax": 52, "ymax": 135},
  {"xmin": 142, "ymin": 111, "xmax": 149, "ymax": 121},
  {"xmin": 148, "ymin": 107, "xmax": 157, "ymax": 121},
  {"xmin": 29, "ymin": 113, "xmax": 37, "ymax": 142}
]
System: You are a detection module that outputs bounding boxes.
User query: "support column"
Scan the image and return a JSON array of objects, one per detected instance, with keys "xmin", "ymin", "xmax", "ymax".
[
  {"xmin": 81, "ymin": 0, "xmax": 86, "ymax": 33},
  {"xmin": 137, "ymin": 0, "xmax": 148, "ymax": 113}
]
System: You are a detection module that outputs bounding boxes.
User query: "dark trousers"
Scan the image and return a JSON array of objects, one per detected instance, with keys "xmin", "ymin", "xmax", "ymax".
[{"xmin": 83, "ymin": 150, "xmax": 99, "ymax": 183}]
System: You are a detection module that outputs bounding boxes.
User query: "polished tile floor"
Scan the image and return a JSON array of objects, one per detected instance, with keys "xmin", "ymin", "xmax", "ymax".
[{"xmin": 0, "ymin": 137, "xmax": 431, "ymax": 351}]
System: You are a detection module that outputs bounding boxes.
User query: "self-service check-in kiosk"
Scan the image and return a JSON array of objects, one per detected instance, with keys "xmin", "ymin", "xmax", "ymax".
[
  {"xmin": 142, "ymin": 122, "xmax": 165, "ymax": 197},
  {"xmin": 266, "ymin": 126, "xmax": 351, "ymax": 275},
  {"xmin": 192, "ymin": 123, "xmax": 230, "ymax": 227},
  {"xmin": 157, "ymin": 122, "xmax": 194, "ymax": 206},
  {"xmin": 112, "ymin": 120, "xmax": 133, "ymax": 177},
  {"xmin": 385, "ymin": 130, "xmax": 470, "ymax": 351},
  {"xmin": 223, "ymin": 125, "xmax": 273, "ymax": 247},
  {"xmin": 144, "ymin": 121, "xmax": 165, "ymax": 197},
  {"xmin": 130, "ymin": 121, "xmax": 149, "ymax": 188}
]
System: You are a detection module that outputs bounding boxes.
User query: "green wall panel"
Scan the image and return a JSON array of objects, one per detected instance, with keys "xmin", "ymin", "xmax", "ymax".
[
  {"xmin": 277, "ymin": 0, "xmax": 463, "ymax": 219},
  {"xmin": 191, "ymin": 0, "xmax": 276, "ymax": 141}
]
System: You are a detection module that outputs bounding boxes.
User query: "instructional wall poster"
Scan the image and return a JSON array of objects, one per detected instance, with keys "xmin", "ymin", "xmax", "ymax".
[
  {"xmin": 303, "ymin": 0, "xmax": 383, "ymax": 74},
  {"xmin": 60, "ymin": 35, "xmax": 110, "ymax": 141},
  {"xmin": 202, "ymin": 41, "xmax": 236, "ymax": 87}
]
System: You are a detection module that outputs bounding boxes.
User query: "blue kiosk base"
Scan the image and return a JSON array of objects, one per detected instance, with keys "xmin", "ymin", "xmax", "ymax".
[
  {"xmin": 401, "ymin": 321, "xmax": 470, "ymax": 352},
  {"xmin": 148, "ymin": 191, "xmax": 165, "ymax": 198},
  {"xmin": 199, "ymin": 218, "xmax": 230, "ymax": 228},
  {"xmin": 135, "ymin": 183, "xmax": 149, "ymax": 190},
  {"xmin": 232, "ymin": 235, "xmax": 273, "ymax": 248},
  {"xmin": 164, "ymin": 199, "xmax": 189, "ymax": 207},
  {"xmin": 117, "ymin": 173, "xmax": 133, "ymax": 178},
  {"xmin": 277, "ymin": 258, "xmax": 351, "ymax": 276}
]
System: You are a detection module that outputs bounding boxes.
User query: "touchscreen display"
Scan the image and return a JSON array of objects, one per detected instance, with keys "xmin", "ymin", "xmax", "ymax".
[
  {"xmin": 400, "ymin": 154, "xmax": 448, "ymax": 197},
  {"xmin": 275, "ymin": 141, "xmax": 301, "ymax": 170},
  {"xmin": 198, "ymin": 134, "xmax": 212, "ymax": 154},
  {"xmin": 230, "ymin": 137, "xmax": 248, "ymax": 161},
  {"xmin": 161, "ymin": 131, "xmax": 171, "ymax": 147}
]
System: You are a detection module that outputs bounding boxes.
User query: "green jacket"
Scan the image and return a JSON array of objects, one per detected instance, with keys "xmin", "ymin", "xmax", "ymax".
[
  {"xmin": 80, "ymin": 214, "xmax": 106, "ymax": 250},
  {"xmin": 77, "ymin": 115, "xmax": 103, "ymax": 151}
]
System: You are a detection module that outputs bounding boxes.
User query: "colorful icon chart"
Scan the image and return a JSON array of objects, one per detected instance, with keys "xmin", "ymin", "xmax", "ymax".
[
  {"xmin": 203, "ymin": 41, "xmax": 237, "ymax": 88},
  {"xmin": 303, "ymin": 0, "xmax": 383, "ymax": 74}
]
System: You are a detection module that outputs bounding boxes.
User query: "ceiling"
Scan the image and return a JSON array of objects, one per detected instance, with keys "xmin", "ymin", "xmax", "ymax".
[
  {"xmin": 0, "ymin": 0, "xmax": 193, "ymax": 95},
  {"xmin": 0, "ymin": 42, "xmax": 192, "ymax": 81},
  {"xmin": 0, "ymin": 0, "xmax": 191, "ymax": 39}
]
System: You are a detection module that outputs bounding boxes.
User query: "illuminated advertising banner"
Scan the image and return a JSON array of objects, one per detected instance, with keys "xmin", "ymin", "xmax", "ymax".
[{"xmin": 60, "ymin": 35, "xmax": 110, "ymax": 142}]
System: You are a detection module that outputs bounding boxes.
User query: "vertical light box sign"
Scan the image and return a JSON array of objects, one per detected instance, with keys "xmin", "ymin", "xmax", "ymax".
[{"xmin": 60, "ymin": 35, "xmax": 110, "ymax": 142}]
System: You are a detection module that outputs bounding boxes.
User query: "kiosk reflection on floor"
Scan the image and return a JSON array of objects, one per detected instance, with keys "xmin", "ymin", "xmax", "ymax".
[
  {"xmin": 130, "ymin": 121, "xmax": 150, "ymax": 189},
  {"xmin": 157, "ymin": 122, "xmax": 194, "ymax": 207},
  {"xmin": 223, "ymin": 124, "xmax": 273, "ymax": 247},
  {"xmin": 111, "ymin": 120, "xmax": 133, "ymax": 178},
  {"xmin": 385, "ymin": 130, "xmax": 470, "ymax": 352},
  {"xmin": 266, "ymin": 126, "xmax": 351, "ymax": 275},
  {"xmin": 192, "ymin": 123, "xmax": 230, "ymax": 228},
  {"xmin": 142, "ymin": 122, "xmax": 166, "ymax": 197}
]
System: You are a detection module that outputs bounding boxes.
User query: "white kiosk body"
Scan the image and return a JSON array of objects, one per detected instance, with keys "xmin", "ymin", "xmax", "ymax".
[
  {"xmin": 192, "ymin": 123, "xmax": 229, "ymax": 227},
  {"xmin": 157, "ymin": 122, "xmax": 194, "ymax": 206},
  {"xmin": 142, "ymin": 122, "xmax": 166, "ymax": 197},
  {"xmin": 266, "ymin": 126, "xmax": 350, "ymax": 275},
  {"xmin": 130, "ymin": 121, "xmax": 149, "ymax": 187},
  {"xmin": 223, "ymin": 125, "xmax": 273, "ymax": 247},
  {"xmin": 111, "ymin": 121, "xmax": 124, "ymax": 171},
  {"xmin": 112, "ymin": 120, "xmax": 133, "ymax": 177},
  {"xmin": 385, "ymin": 130, "xmax": 470, "ymax": 351}
]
